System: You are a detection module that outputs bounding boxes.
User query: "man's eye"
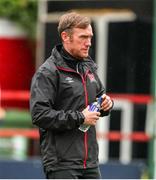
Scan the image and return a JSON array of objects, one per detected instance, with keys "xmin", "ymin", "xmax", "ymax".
[{"xmin": 81, "ymin": 36, "xmax": 88, "ymax": 39}]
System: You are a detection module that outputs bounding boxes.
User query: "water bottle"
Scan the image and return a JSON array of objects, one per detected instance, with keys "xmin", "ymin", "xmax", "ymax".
[{"xmin": 79, "ymin": 97, "xmax": 102, "ymax": 132}]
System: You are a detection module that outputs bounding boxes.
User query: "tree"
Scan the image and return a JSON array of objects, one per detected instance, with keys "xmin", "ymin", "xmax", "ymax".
[{"xmin": 0, "ymin": 0, "xmax": 38, "ymax": 39}]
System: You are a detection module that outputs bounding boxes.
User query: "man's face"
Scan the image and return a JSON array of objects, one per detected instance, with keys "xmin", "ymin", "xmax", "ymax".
[{"xmin": 63, "ymin": 25, "xmax": 93, "ymax": 59}]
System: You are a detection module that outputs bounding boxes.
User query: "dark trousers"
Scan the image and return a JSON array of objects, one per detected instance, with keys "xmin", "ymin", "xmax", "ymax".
[{"xmin": 46, "ymin": 167, "xmax": 101, "ymax": 179}]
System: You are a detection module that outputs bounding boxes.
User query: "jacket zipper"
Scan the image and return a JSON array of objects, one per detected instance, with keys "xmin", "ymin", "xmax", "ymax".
[
  {"xmin": 80, "ymin": 70, "xmax": 89, "ymax": 169},
  {"xmin": 57, "ymin": 66, "xmax": 89, "ymax": 169}
]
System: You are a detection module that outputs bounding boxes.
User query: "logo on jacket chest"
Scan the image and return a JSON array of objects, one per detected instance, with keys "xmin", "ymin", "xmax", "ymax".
[
  {"xmin": 88, "ymin": 73, "xmax": 96, "ymax": 83},
  {"xmin": 65, "ymin": 76, "xmax": 74, "ymax": 83}
]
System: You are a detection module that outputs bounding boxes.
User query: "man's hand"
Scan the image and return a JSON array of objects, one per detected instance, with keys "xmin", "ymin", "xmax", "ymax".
[
  {"xmin": 82, "ymin": 106, "xmax": 100, "ymax": 126},
  {"xmin": 100, "ymin": 94, "xmax": 113, "ymax": 111}
]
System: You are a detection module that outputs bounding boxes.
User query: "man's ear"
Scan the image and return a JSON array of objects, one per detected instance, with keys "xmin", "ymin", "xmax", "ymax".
[{"xmin": 61, "ymin": 31, "xmax": 70, "ymax": 43}]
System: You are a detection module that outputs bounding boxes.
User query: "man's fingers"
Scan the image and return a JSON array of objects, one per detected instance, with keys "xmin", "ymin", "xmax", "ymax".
[
  {"xmin": 101, "ymin": 96, "xmax": 110, "ymax": 105},
  {"xmin": 102, "ymin": 101, "xmax": 112, "ymax": 111},
  {"xmin": 101, "ymin": 95, "xmax": 113, "ymax": 111},
  {"xmin": 101, "ymin": 94, "xmax": 106, "ymax": 100}
]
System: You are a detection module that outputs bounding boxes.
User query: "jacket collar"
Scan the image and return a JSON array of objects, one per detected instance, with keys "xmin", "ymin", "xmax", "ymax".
[{"xmin": 51, "ymin": 44, "xmax": 97, "ymax": 73}]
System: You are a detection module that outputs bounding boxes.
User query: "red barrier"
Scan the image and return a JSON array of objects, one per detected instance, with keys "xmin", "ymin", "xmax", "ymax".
[
  {"xmin": 108, "ymin": 93, "xmax": 152, "ymax": 104},
  {"xmin": 0, "ymin": 91, "xmax": 152, "ymax": 142},
  {"xmin": 97, "ymin": 131, "xmax": 150, "ymax": 142},
  {"xmin": 0, "ymin": 128, "xmax": 39, "ymax": 139},
  {"xmin": 1, "ymin": 90, "xmax": 30, "ymax": 101},
  {"xmin": 0, "ymin": 128, "xmax": 150, "ymax": 142},
  {"xmin": 1, "ymin": 91, "xmax": 152, "ymax": 104}
]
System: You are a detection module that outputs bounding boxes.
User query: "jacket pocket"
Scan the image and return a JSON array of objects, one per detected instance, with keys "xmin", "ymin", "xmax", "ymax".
[{"xmin": 55, "ymin": 130, "xmax": 84, "ymax": 162}]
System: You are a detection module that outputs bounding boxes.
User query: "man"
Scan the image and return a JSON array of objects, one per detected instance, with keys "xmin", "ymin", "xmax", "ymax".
[{"xmin": 30, "ymin": 11, "xmax": 113, "ymax": 179}]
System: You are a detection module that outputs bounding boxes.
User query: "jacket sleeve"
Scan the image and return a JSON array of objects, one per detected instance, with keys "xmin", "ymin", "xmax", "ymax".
[{"xmin": 30, "ymin": 67, "xmax": 84, "ymax": 131}]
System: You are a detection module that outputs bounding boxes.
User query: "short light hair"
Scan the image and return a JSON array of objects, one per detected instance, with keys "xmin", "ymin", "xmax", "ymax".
[{"xmin": 58, "ymin": 11, "xmax": 91, "ymax": 36}]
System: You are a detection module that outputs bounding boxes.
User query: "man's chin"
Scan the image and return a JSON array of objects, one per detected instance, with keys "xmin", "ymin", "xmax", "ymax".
[
  {"xmin": 82, "ymin": 53, "xmax": 89, "ymax": 58},
  {"xmin": 76, "ymin": 53, "xmax": 88, "ymax": 59}
]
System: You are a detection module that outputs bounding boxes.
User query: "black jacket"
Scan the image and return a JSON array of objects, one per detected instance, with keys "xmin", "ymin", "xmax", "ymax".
[{"xmin": 30, "ymin": 45, "xmax": 110, "ymax": 172}]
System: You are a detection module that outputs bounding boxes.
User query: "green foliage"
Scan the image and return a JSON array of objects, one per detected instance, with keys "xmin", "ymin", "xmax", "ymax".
[{"xmin": 0, "ymin": 0, "xmax": 38, "ymax": 39}]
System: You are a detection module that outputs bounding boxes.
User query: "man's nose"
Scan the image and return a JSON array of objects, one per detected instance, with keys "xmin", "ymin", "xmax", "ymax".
[{"xmin": 85, "ymin": 38, "xmax": 91, "ymax": 47}]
